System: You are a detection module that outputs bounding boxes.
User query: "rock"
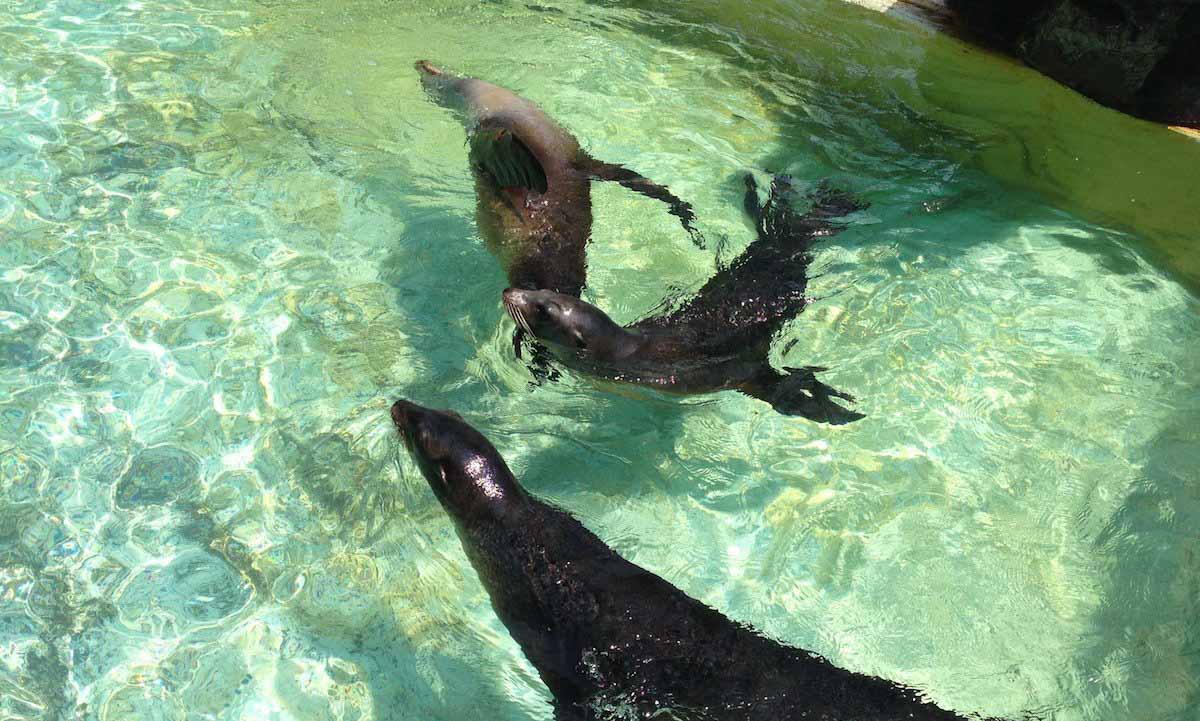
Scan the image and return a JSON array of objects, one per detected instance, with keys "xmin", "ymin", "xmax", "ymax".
[
  {"xmin": 1019, "ymin": 1, "xmax": 1185, "ymax": 107},
  {"xmin": 947, "ymin": 0, "xmax": 1052, "ymax": 44},
  {"xmin": 947, "ymin": 0, "xmax": 1200, "ymax": 127},
  {"xmin": 1139, "ymin": 5, "xmax": 1200, "ymax": 125}
]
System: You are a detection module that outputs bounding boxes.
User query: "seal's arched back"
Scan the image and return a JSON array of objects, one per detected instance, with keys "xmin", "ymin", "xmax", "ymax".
[{"xmin": 416, "ymin": 60, "xmax": 703, "ymax": 299}]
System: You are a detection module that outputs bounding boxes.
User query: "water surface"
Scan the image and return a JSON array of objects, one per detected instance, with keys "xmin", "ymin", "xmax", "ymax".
[{"xmin": 1, "ymin": 1, "xmax": 1197, "ymax": 720}]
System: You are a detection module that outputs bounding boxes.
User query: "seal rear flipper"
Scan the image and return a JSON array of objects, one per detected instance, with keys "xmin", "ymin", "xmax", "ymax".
[
  {"xmin": 471, "ymin": 122, "xmax": 549, "ymax": 194},
  {"xmin": 805, "ymin": 178, "xmax": 868, "ymax": 220},
  {"xmin": 751, "ymin": 173, "xmax": 868, "ymax": 245},
  {"xmin": 740, "ymin": 366, "xmax": 865, "ymax": 425},
  {"xmin": 584, "ymin": 157, "xmax": 705, "ymax": 249}
]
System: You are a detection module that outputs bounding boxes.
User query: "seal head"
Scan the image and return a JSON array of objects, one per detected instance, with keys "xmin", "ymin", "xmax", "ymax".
[
  {"xmin": 390, "ymin": 399, "xmax": 525, "ymax": 523},
  {"xmin": 503, "ymin": 287, "xmax": 640, "ymax": 360},
  {"xmin": 391, "ymin": 400, "xmax": 607, "ymax": 704}
]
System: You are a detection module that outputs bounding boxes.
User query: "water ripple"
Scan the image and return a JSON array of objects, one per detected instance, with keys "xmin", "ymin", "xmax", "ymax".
[{"xmin": 0, "ymin": 1, "xmax": 1197, "ymax": 720}]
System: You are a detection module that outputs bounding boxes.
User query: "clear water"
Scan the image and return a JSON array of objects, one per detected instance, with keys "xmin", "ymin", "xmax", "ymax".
[{"xmin": 2, "ymin": 1, "xmax": 1197, "ymax": 720}]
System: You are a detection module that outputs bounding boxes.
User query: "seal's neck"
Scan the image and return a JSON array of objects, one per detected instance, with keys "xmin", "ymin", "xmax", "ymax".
[{"xmin": 583, "ymin": 322, "xmax": 645, "ymax": 362}]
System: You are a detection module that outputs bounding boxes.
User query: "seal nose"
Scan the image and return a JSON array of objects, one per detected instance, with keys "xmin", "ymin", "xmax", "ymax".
[
  {"xmin": 390, "ymin": 399, "xmax": 418, "ymax": 431},
  {"xmin": 502, "ymin": 288, "xmax": 535, "ymax": 335},
  {"xmin": 414, "ymin": 59, "xmax": 442, "ymax": 76},
  {"xmin": 501, "ymin": 288, "xmax": 525, "ymax": 306}
]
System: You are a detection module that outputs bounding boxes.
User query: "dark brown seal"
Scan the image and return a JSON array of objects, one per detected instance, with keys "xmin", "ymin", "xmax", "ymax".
[
  {"xmin": 391, "ymin": 399, "xmax": 1008, "ymax": 721},
  {"xmin": 503, "ymin": 174, "xmax": 865, "ymax": 424}
]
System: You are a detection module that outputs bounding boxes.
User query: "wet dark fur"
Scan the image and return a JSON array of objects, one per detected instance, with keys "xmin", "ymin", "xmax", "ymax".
[
  {"xmin": 507, "ymin": 174, "xmax": 866, "ymax": 424},
  {"xmin": 635, "ymin": 175, "xmax": 853, "ymax": 348},
  {"xmin": 392, "ymin": 401, "xmax": 1001, "ymax": 721}
]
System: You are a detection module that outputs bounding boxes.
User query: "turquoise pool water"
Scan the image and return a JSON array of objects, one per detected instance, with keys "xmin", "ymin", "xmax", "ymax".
[{"xmin": 1, "ymin": 1, "xmax": 1197, "ymax": 719}]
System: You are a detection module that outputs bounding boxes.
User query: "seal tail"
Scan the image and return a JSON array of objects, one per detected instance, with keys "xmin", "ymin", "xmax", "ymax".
[
  {"xmin": 584, "ymin": 157, "xmax": 706, "ymax": 249},
  {"xmin": 740, "ymin": 366, "xmax": 865, "ymax": 425}
]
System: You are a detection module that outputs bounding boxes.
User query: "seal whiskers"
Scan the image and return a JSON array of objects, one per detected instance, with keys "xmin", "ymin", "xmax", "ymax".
[{"xmin": 505, "ymin": 296, "xmax": 533, "ymax": 335}]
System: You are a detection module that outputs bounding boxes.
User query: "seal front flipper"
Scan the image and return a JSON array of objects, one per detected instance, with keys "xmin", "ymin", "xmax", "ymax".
[
  {"xmin": 526, "ymin": 344, "xmax": 562, "ymax": 387},
  {"xmin": 740, "ymin": 365, "xmax": 865, "ymax": 425},
  {"xmin": 746, "ymin": 173, "xmax": 869, "ymax": 249},
  {"xmin": 805, "ymin": 178, "xmax": 868, "ymax": 220},
  {"xmin": 470, "ymin": 121, "xmax": 549, "ymax": 194},
  {"xmin": 518, "ymin": 334, "xmax": 561, "ymax": 387},
  {"xmin": 583, "ymin": 157, "xmax": 705, "ymax": 249}
]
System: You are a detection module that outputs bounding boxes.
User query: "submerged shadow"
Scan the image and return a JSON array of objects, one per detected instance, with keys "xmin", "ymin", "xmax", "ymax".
[
  {"xmin": 281, "ymin": 592, "xmax": 538, "ymax": 721},
  {"xmin": 1069, "ymin": 422, "xmax": 1200, "ymax": 721}
]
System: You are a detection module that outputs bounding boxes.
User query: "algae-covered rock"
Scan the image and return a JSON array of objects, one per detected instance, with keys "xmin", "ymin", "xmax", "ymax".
[
  {"xmin": 1019, "ymin": 1, "xmax": 1184, "ymax": 106},
  {"xmin": 948, "ymin": 0, "xmax": 1200, "ymax": 127},
  {"xmin": 1139, "ymin": 4, "xmax": 1200, "ymax": 125}
]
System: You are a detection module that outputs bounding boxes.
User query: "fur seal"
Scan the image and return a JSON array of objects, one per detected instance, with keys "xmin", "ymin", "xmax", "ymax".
[
  {"xmin": 390, "ymin": 399, "xmax": 998, "ymax": 721},
  {"xmin": 503, "ymin": 174, "xmax": 864, "ymax": 424},
  {"xmin": 416, "ymin": 59, "xmax": 703, "ymax": 300}
]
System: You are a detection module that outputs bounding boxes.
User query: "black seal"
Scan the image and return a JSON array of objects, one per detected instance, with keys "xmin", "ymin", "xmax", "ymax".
[
  {"xmin": 391, "ymin": 400, "xmax": 1004, "ymax": 720},
  {"xmin": 503, "ymin": 174, "xmax": 865, "ymax": 424}
]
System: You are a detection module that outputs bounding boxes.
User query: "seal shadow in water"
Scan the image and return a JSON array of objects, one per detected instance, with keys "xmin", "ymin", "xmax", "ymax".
[
  {"xmin": 1068, "ymin": 421, "xmax": 1200, "ymax": 721},
  {"xmin": 499, "ymin": 388, "xmax": 696, "ymax": 499},
  {"xmin": 280, "ymin": 592, "xmax": 536, "ymax": 721},
  {"xmin": 375, "ymin": 197, "xmax": 510, "ymax": 392},
  {"xmin": 176, "ymin": 460, "xmax": 543, "ymax": 719}
]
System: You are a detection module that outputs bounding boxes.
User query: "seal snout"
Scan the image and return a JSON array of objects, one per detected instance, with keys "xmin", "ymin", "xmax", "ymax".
[
  {"xmin": 501, "ymin": 287, "xmax": 527, "ymax": 305},
  {"xmin": 502, "ymin": 288, "xmax": 535, "ymax": 335},
  {"xmin": 390, "ymin": 399, "xmax": 418, "ymax": 433},
  {"xmin": 414, "ymin": 59, "xmax": 443, "ymax": 77}
]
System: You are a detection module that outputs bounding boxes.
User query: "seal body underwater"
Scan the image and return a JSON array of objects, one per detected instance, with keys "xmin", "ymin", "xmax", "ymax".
[
  {"xmin": 390, "ymin": 400, "xmax": 1004, "ymax": 721},
  {"xmin": 504, "ymin": 174, "xmax": 864, "ymax": 424},
  {"xmin": 416, "ymin": 59, "xmax": 703, "ymax": 299}
]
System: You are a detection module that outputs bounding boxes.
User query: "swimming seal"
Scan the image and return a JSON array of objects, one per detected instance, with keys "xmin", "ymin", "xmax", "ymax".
[
  {"xmin": 390, "ymin": 399, "xmax": 1000, "ymax": 721},
  {"xmin": 415, "ymin": 59, "xmax": 703, "ymax": 300},
  {"xmin": 503, "ymin": 174, "xmax": 864, "ymax": 424}
]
